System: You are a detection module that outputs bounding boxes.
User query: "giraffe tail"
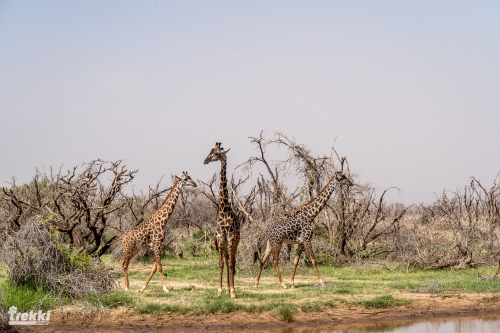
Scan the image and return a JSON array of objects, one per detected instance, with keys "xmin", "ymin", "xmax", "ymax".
[
  {"xmin": 253, "ymin": 236, "xmax": 267, "ymax": 265},
  {"xmin": 108, "ymin": 235, "xmax": 122, "ymax": 246},
  {"xmin": 253, "ymin": 251, "xmax": 259, "ymax": 265}
]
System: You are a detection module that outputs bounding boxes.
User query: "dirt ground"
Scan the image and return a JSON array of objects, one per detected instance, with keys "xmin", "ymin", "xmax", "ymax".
[{"xmin": 14, "ymin": 292, "xmax": 500, "ymax": 333}]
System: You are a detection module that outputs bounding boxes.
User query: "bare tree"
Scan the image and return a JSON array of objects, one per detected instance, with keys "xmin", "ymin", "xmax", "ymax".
[{"xmin": 2, "ymin": 160, "xmax": 140, "ymax": 257}]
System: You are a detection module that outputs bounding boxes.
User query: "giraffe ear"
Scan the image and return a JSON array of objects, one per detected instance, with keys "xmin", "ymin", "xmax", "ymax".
[
  {"xmin": 175, "ymin": 175, "xmax": 182, "ymax": 180},
  {"xmin": 221, "ymin": 148, "xmax": 231, "ymax": 153}
]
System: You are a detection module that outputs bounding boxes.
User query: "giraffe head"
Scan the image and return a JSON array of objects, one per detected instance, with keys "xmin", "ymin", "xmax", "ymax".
[
  {"xmin": 204, "ymin": 142, "xmax": 231, "ymax": 164},
  {"xmin": 335, "ymin": 171, "xmax": 353, "ymax": 186},
  {"xmin": 175, "ymin": 171, "xmax": 197, "ymax": 187}
]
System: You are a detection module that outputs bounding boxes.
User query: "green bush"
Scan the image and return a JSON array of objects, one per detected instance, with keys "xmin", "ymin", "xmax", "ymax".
[
  {"xmin": 278, "ymin": 306, "xmax": 295, "ymax": 322},
  {"xmin": 359, "ymin": 295, "xmax": 411, "ymax": 309}
]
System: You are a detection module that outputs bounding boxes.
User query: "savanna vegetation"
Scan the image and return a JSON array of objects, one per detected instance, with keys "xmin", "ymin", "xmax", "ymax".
[{"xmin": 1, "ymin": 131, "xmax": 499, "ymax": 328}]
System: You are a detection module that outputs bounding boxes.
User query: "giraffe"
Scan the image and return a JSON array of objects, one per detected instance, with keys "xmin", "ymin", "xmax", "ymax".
[
  {"xmin": 204, "ymin": 142, "xmax": 240, "ymax": 298},
  {"xmin": 255, "ymin": 171, "xmax": 352, "ymax": 289},
  {"xmin": 119, "ymin": 171, "xmax": 197, "ymax": 293}
]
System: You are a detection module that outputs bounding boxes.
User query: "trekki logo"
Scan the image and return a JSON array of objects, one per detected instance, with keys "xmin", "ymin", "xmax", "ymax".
[{"xmin": 8, "ymin": 306, "xmax": 51, "ymax": 326}]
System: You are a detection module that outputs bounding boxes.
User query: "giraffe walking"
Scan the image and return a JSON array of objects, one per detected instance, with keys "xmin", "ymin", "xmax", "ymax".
[
  {"xmin": 255, "ymin": 171, "xmax": 352, "ymax": 289},
  {"xmin": 204, "ymin": 142, "xmax": 240, "ymax": 298},
  {"xmin": 119, "ymin": 172, "xmax": 197, "ymax": 292}
]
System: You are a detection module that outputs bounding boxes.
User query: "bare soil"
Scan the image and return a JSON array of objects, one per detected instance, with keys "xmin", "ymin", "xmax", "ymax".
[{"xmin": 17, "ymin": 292, "xmax": 500, "ymax": 333}]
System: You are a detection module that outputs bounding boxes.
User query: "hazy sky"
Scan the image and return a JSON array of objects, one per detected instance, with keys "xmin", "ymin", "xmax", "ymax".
[{"xmin": 1, "ymin": 1, "xmax": 499, "ymax": 204}]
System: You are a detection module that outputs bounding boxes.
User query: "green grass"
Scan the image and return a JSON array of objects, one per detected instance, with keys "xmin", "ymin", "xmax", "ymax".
[
  {"xmin": 5, "ymin": 253, "xmax": 500, "ymax": 322},
  {"xmin": 84, "ymin": 291, "xmax": 134, "ymax": 308},
  {"xmin": 103, "ymin": 253, "xmax": 500, "ymax": 321},
  {"xmin": 135, "ymin": 302, "xmax": 188, "ymax": 314},
  {"xmin": 202, "ymin": 296, "xmax": 242, "ymax": 314},
  {"xmin": 0, "ymin": 280, "xmax": 60, "ymax": 311}
]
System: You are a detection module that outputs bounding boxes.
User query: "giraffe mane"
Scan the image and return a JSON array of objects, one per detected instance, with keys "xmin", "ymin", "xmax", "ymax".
[
  {"xmin": 292, "ymin": 176, "xmax": 336, "ymax": 214},
  {"xmin": 148, "ymin": 179, "xmax": 180, "ymax": 218}
]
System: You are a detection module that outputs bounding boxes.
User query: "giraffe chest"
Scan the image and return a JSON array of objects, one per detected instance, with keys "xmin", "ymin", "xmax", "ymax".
[{"xmin": 217, "ymin": 213, "xmax": 239, "ymax": 231}]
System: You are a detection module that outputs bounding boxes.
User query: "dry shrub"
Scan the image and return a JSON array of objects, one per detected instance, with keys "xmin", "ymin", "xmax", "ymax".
[{"xmin": 0, "ymin": 217, "xmax": 115, "ymax": 298}]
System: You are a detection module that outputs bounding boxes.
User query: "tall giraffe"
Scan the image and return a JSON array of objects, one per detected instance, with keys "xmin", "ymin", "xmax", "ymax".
[
  {"xmin": 204, "ymin": 142, "xmax": 240, "ymax": 298},
  {"xmin": 255, "ymin": 171, "xmax": 352, "ymax": 289},
  {"xmin": 119, "ymin": 172, "xmax": 196, "ymax": 292}
]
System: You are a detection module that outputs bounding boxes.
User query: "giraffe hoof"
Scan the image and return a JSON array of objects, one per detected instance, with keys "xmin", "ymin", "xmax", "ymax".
[
  {"xmin": 282, "ymin": 284, "xmax": 287, "ymax": 290},
  {"xmin": 163, "ymin": 286, "xmax": 169, "ymax": 293},
  {"xmin": 139, "ymin": 286, "xmax": 146, "ymax": 293},
  {"xmin": 217, "ymin": 288, "xmax": 222, "ymax": 296}
]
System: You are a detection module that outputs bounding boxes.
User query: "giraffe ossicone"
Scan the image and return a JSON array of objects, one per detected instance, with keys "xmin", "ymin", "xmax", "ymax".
[{"xmin": 118, "ymin": 171, "xmax": 196, "ymax": 293}]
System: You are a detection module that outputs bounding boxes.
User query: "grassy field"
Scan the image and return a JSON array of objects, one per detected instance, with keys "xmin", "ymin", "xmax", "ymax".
[{"xmin": 2, "ymin": 253, "xmax": 500, "ymax": 321}]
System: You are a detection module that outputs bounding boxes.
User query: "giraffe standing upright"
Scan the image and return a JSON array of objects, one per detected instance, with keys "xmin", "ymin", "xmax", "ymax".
[
  {"xmin": 204, "ymin": 142, "xmax": 240, "ymax": 298},
  {"xmin": 255, "ymin": 171, "xmax": 352, "ymax": 289},
  {"xmin": 119, "ymin": 172, "xmax": 197, "ymax": 292}
]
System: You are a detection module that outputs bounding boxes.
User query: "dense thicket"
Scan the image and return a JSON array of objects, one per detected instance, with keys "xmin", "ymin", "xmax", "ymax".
[{"xmin": 1, "ymin": 218, "xmax": 115, "ymax": 297}]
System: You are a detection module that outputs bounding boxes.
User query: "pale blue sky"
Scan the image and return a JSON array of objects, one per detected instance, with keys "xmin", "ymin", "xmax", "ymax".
[{"xmin": 1, "ymin": 1, "xmax": 499, "ymax": 203}]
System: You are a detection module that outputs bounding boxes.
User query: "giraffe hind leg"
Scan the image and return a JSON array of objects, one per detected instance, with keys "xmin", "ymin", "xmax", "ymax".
[
  {"xmin": 121, "ymin": 257, "xmax": 131, "ymax": 291},
  {"xmin": 121, "ymin": 247, "xmax": 139, "ymax": 291}
]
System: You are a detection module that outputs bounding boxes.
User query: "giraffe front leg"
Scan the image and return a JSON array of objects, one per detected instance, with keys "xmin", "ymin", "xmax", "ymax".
[
  {"xmin": 225, "ymin": 253, "xmax": 231, "ymax": 296},
  {"xmin": 218, "ymin": 249, "xmax": 224, "ymax": 296},
  {"xmin": 157, "ymin": 263, "xmax": 169, "ymax": 293},
  {"xmin": 290, "ymin": 244, "xmax": 304, "ymax": 289},
  {"xmin": 272, "ymin": 248, "xmax": 287, "ymax": 289},
  {"xmin": 153, "ymin": 247, "xmax": 169, "ymax": 293},
  {"xmin": 304, "ymin": 242, "xmax": 325, "ymax": 287},
  {"xmin": 140, "ymin": 262, "xmax": 158, "ymax": 292}
]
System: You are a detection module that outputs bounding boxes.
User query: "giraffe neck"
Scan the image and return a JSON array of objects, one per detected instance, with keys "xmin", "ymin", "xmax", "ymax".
[
  {"xmin": 218, "ymin": 157, "xmax": 230, "ymax": 215},
  {"xmin": 296, "ymin": 175, "xmax": 337, "ymax": 220},
  {"xmin": 150, "ymin": 180, "xmax": 182, "ymax": 228}
]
